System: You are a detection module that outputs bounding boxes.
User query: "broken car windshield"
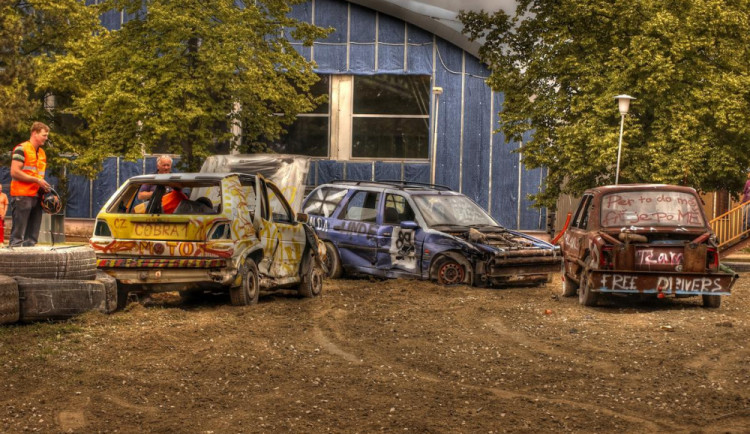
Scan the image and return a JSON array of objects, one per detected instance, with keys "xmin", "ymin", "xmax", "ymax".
[{"xmin": 413, "ymin": 195, "xmax": 496, "ymax": 227}]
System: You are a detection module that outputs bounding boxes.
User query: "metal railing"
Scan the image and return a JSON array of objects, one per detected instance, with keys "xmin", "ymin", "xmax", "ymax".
[{"xmin": 709, "ymin": 200, "xmax": 750, "ymax": 250}]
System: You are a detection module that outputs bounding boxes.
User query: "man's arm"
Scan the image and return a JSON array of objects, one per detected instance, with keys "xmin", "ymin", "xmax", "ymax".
[
  {"xmin": 10, "ymin": 160, "xmax": 50, "ymax": 192},
  {"xmin": 138, "ymin": 184, "xmax": 154, "ymax": 201}
]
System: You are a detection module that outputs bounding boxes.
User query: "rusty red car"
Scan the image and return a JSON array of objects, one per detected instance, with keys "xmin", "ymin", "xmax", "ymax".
[{"xmin": 560, "ymin": 184, "xmax": 737, "ymax": 307}]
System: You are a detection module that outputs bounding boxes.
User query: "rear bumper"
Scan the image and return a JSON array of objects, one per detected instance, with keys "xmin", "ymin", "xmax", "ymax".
[
  {"xmin": 97, "ymin": 257, "xmax": 235, "ymax": 286},
  {"xmin": 589, "ymin": 270, "xmax": 737, "ymax": 296}
]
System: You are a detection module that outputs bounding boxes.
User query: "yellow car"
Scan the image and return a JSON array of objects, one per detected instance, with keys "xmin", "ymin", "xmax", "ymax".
[{"xmin": 91, "ymin": 173, "xmax": 324, "ymax": 309}]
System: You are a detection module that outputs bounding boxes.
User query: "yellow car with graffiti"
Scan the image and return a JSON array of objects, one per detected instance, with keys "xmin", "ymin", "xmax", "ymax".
[{"xmin": 91, "ymin": 173, "xmax": 325, "ymax": 309}]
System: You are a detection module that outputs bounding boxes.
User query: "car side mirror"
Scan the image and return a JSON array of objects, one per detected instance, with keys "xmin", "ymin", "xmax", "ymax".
[
  {"xmin": 297, "ymin": 212, "xmax": 309, "ymax": 223},
  {"xmin": 400, "ymin": 220, "xmax": 419, "ymax": 230}
]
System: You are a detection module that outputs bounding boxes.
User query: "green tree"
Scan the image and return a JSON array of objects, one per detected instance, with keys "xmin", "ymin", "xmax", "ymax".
[
  {"xmin": 0, "ymin": 0, "xmax": 100, "ymax": 154},
  {"xmin": 41, "ymin": 0, "xmax": 330, "ymax": 174},
  {"xmin": 461, "ymin": 0, "xmax": 750, "ymax": 208}
]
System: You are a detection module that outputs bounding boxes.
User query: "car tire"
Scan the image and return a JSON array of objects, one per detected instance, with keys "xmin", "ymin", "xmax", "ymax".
[
  {"xmin": 702, "ymin": 294, "xmax": 721, "ymax": 308},
  {"xmin": 434, "ymin": 256, "xmax": 467, "ymax": 285},
  {"xmin": 95, "ymin": 271, "xmax": 118, "ymax": 314},
  {"xmin": 560, "ymin": 261, "xmax": 578, "ymax": 297},
  {"xmin": 298, "ymin": 250, "xmax": 323, "ymax": 298},
  {"xmin": 324, "ymin": 242, "xmax": 343, "ymax": 279},
  {"xmin": 0, "ymin": 246, "xmax": 96, "ymax": 280},
  {"xmin": 578, "ymin": 268, "xmax": 598, "ymax": 307},
  {"xmin": 13, "ymin": 277, "xmax": 108, "ymax": 321},
  {"xmin": 230, "ymin": 258, "xmax": 259, "ymax": 306},
  {"xmin": 0, "ymin": 275, "xmax": 20, "ymax": 325}
]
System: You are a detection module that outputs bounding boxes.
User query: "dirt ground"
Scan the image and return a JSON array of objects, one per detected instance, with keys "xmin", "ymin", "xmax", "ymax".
[{"xmin": 0, "ymin": 271, "xmax": 748, "ymax": 433}]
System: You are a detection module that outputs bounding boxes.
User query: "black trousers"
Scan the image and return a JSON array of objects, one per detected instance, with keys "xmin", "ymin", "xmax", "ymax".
[{"xmin": 10, "ymin": 195, "xmax": 43, "ymax": 247}]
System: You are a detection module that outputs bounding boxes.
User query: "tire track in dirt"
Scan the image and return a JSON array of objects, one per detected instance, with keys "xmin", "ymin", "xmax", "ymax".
[
  {"xmin": 684, "ymin": 346, "xmax": 750, "ymax": 392},
  {"xmin": 310, "ymin": 306, "xmax": 686, "ymax": 433},
  {"xmin": 485, "ymin": 318, "xmax": 622, "ymax": 373}
]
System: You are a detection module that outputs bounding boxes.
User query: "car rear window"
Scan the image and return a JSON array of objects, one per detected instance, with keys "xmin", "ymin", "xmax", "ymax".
[{"xmin": 600, "ymin": 191, "xmax": 705, "ymax": 228}]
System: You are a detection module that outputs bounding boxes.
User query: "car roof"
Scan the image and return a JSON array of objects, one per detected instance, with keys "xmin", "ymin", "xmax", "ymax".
[
  {"xmin": 584, "ymin": 183, "xmax": 699, "ymax": 195},
  {"xmin": 127, "ymin": 172, "xmax": 255, "ymax": 182},
  {"xmin": 323, "ymin": 180, "xmax": 453, "ymax": 193}
]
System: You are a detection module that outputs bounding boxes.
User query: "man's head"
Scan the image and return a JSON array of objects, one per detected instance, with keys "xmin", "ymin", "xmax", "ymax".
[
  {"xmin": 30, "ymin": 122, "xmax": 50, "ymax": 148},
  {"xmin": 156, "ymin": 155, "xmax": 173, "ymax": 174}
]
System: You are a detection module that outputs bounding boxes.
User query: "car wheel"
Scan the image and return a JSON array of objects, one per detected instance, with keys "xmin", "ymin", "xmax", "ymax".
[
  {"xmin": 560, "ymin": 261, "xmax": 578, "ymax": 297},
  {"xmin": 0, "ymin": 246, "xmax": 96, "ymax": 280},
  {"xmin": 324, "ymin": 242, "xmax": 343, "ymax": 279},
  {"xmin": 230, "ymin": 258, "xmax": 259, "ymax": 306},
  {"xmin": 0, "ymin": 275, "xmax": 20, "ymax": 325},
  {"xmin": 702, "ymin": 294, "xmax": 721, "ymax": 308},
  {"xmin": 435, "ymin": 257, "xmax": 466, "ymax": 285},
  {"xmin": 298, "ymin": 250, "xmax": 323, "ymax": 298},
  {"xmin": 578, "ymin": 268, "xmax": 598, "ymax": 306}
]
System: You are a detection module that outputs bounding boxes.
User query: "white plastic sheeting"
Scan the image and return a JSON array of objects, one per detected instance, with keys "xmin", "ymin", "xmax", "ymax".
[{"xmin": 200, "ymin": 154, "xmax": 311, "ymax": 213}]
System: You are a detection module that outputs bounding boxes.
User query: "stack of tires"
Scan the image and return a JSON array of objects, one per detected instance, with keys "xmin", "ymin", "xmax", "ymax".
[{"xmin": 0, "ymin": 246, "xmax": 117, "ymax": 325}]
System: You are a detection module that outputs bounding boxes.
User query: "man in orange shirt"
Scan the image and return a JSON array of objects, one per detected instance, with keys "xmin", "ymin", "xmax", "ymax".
[
  {"xmin": 0, "ymin": 184, "xmax": 8, "ymax": 244},
  {"xmin": 9, "ymin": 122, "xmax": 51, "ymax": 247}
]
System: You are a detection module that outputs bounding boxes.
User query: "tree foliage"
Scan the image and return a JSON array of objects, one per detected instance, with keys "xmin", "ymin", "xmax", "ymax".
[
  {"xmin": 0, "ymin": 0, "xmax": 100, "ymax": 161},
  {"xmin": 461, "ymin": 0, "xmax": 750, "ymax": 208},
  {"xmin": 38, "ymin": 0, "xmax": 329, "ymax": 174}
]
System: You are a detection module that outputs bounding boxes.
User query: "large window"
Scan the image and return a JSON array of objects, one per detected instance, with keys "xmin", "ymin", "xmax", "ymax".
[
  {"xmin": 265, "ymin": 75, "xmax": 330, "ymax": 157},
  {"xmin": 351, "ymin": 75, "xmax": 430, "ymax": 159},
  {"xmin": 268, "ymin": 74, "xmax": 431, "ymax": 161}
]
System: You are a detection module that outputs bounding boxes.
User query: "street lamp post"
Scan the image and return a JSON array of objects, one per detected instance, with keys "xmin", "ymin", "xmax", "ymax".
[{"xmin": 614, "ymin": 94, "xmax": 635, "ymax": 185}]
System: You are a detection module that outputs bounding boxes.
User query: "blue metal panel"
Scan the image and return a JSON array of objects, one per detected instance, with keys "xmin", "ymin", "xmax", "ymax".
[
  {"xmin": 0, "ymin": 167, "xmax": 9, "ymax": 186},
  {"xmin": 377, "ymin": 14, "xmax": 404, "ymax": 72},
  {"xmin": 288, "ymin": 1, "xmax": 313, "ymax": 61},
  {"xmin": 521, "ymin": 163, "xmax": 544, "ymax": 230},
  {"xmin": 349, "ymin": 4, "xmax": 376, "ymax": 73},
  {"xmin": 315, "ymin": 45, "xmax": 347, "ymax": 72},
  {"xmin": 315, "ymin": 0, "xmax": 347, "ymax": 43},
  {"xmin": 100, "ymin": 9, "xmax": 121, "ymax": 31},
  {"xmin": 461, "ymin": 75, "xmax": 492, "ymax": 210},
  {"xmin": 93, "ymin": 158, "xmax": 118, "ymax": 216},
  {"xmin": 144, "ymin": 157, "xmax": 157, "ymax": 175},
  {"xmin": 374, "ymin": 162, "xmax": 401, "ymax": 181},
  {"xmin": 306, "ymin": 161, "xmax": 317, "ymax": 186},
  {"xmin": 490, "ymin": 91, "xmax": 519, "ymax": 228},
  {"xmin": 433, "ymin": 39, "xmax": 463, "ymax": 191},
  {"xmin": 350, "ymin": 4, "xmax": 376, "ymax": 42},
  {"xmin": 350, "ymin": 45, "xmax": 376, "ymax": 73},
  {"xmin": 346, "ymin": 162, "xmax": 372, "ymax": 181},
  {"xmin": 317, "ymin": 160, "xmax": 344, "ymax": 184},
  {"xmin": 314, "ymin": 0, "xmax": 347, "ymax": 72},
  {"xmin": 119, "ymin": 158, "xmax": 143, "ymax": 185},
  {"xmin": 465, "ymin": 53, "xmax": 489, "ymax": 78},
  {"xmin": 66, "ymin": 175, "xmax": 91, "ymax": 218},
  {"xmin": 289, "ymin": 2, "xmax": 312, "ymax": 25},
  {"xmin": 404, "ymin": 164, "xmax": 430, "ymax": 184},
  {"xmin": 407, "ymin": 25, "xmax": 432, "ymax": 74}
]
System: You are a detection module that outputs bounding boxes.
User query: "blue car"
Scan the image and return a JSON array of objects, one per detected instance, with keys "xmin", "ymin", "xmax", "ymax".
[{"xmin": 302, "ymin": 181, "xmax": 561, "ymax": 287}]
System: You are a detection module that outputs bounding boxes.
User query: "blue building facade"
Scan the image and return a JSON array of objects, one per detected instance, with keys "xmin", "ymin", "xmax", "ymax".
[{"xmin": 1, "ymin": 0, "xmax": 547, "ymax": 231}]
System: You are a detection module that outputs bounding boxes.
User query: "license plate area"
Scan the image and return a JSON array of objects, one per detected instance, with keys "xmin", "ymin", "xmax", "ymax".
[
  {"xmin": 590, "ymin": 270, "xmax": 735, "ymax": 295},
  {"xmin": 131, "ymin": 222, "xmax": 189, "ymax": 240}
]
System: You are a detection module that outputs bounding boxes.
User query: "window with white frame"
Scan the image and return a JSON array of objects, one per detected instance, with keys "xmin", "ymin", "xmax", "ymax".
[
  {"xmin": 269, "ymin": 74, "xmax": 431, "ymax": 160},
  {"xmin": 264, "ymin": 75, "xmax": 330, "ymax": 157},
  {"xmin": 351, "ymin": 75, "xmax": 430, "ymax": 160}
]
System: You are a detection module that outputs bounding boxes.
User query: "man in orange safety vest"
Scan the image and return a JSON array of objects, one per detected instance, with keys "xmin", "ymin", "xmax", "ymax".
[{"xmin": 9, "ymin": 122, "xmax": 52, "ymax": 247}]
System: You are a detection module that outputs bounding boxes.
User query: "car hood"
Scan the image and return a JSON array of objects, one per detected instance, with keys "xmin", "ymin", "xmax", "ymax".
[{"xmin": 432, "ymin": 225, "xmax": 556, "ymax": 253}]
